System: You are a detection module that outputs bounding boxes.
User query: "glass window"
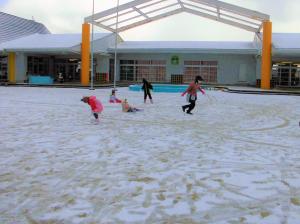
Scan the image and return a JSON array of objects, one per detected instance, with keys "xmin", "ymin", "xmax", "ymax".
[
  {"xmin": 27, "ymin": 56, "xmax": 49, "ymax": 75},
  {"xmin": 184, "ymin": 60, "xmax": 218, "ymax": 83},
  {"xmin": 0, "ymin": 56, "xmax": 8, "ymax": 80},
  {"xmin": 119, "ymin": 59, "xmax": 166, "ymax": 82}
]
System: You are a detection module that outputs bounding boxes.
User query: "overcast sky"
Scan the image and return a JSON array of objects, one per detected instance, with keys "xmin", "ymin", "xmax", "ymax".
[{"xmin": 0, "ymin": 0, "xmax": 299, "ymax": 41}]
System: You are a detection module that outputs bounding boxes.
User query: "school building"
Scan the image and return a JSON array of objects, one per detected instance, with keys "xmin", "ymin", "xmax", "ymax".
[{"xmin": 1, "ymin": 0, "xmax": 300, "ymax": 88}]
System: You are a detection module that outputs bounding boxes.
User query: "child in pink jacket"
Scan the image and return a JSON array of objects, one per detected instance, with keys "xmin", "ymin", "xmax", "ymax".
[
  {"xmin": 181, "ymin": 76, "xmax": 205, "ymax": 115},
  {"xmin": 81, "ymin": 96, "xmax": 103, "ymax": 122},
  {"xmin": 109, "ymin": 89, "xmax": 122, "ymax": 103}
]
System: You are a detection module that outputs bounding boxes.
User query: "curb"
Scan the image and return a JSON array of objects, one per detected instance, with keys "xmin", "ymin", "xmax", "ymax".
[{"xmin": 224, "ymin": 88, "xmax": 300, "ymax": 96}]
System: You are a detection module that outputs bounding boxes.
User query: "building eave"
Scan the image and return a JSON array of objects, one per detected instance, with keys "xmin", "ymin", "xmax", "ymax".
[
  {"xmin": 107, "ymin": 48, "xmax": 258, "ymax": 55},
  {"xmin": 3, "ymin": 48, "xmax": 80, "ymax": 54},
  {"xmin": 273, "ymin": 48, "xmax": 300, "ymax": 55}
]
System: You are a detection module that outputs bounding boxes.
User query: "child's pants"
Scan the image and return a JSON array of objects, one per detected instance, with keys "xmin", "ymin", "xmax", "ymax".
[
  {"xmin": 183, "ymin": 100, "xmax": 196, "ymax": 113},
  {"xmin": 144, "ymin": 91, "xmax": 152, "ymax": 100},
  {"xmin": 92, "ymin": 112, "xmax": 99, "ymax": 119}
]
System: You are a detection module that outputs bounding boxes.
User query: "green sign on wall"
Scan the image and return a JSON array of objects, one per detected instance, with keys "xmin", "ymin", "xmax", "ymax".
[{"xmin": 171, "ymin": 55, "xmax": 179, "ymax": 65}]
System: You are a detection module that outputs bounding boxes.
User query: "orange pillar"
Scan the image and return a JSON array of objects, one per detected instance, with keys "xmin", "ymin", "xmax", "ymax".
[
  {"xmin": 261, "ymin": 20, "xmax": 272, "ymax": 89},
  {"xmin": 81, "ymin": 23, "xmax": 90, "ymax": 86},
  {"xmin": 8, "ymin": 52, "xmax": 16, "ymax": 83}
]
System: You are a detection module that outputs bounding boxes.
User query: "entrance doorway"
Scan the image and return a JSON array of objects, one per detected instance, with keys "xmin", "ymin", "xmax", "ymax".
[
  {"xmin": 272, "ymin": 63, "xmax": 300, "ymax": 87},
  {"xmin": 0, "ymin": 56, "xmax": 8, "ymax": 81},
  {"xmin": 54, "ymin": 58, "xmax": 81, "ymax": 82},
  {"xmin": 109, "ymin": 59, "xmax": 115, "ymax": 83}
]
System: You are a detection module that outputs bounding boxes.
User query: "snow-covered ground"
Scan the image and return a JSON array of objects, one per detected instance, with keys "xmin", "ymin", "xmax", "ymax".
[{"xmin": 0, "ymin": 87, "xmax": 300, "ymax": 224}]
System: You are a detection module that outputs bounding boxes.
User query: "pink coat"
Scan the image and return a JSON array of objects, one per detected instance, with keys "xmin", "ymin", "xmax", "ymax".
[
  {"xmin": 109, "ymin": 95, "xmax": 122, "ymax": 103},
  {"xmin": 88, "ymin": 96, "xmax": 103, "ymax": 113},
  {"xmin": 182, "ymin": 83, "xmax": 205, "ymax": 97}
]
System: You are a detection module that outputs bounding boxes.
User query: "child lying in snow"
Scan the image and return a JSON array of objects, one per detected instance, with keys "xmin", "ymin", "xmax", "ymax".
[{"xmin": 121, "ymin": 99, "xmax": 142, "ymax": 113}]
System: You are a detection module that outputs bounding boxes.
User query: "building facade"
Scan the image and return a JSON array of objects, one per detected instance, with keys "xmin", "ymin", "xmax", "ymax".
[
  {"xmin": 1, "ymin": 12, "xmax": 300, "ymax": 87},
  {"xmin": 0, "ymin": 12, "xmax": 50, "ymax": 82}
]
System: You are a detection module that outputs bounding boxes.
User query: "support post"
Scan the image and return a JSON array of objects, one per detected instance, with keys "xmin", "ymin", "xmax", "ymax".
[
  {"xmin": 81, "ymin": 23, "xmax": 90, "ymax": 86},
  {"xmin": 8, "ymin": 52, "xmax": 16, "ymax": 83},
  {"xmin": 261, "ymin": 20, "xmax": 272, "ymax": 89}
]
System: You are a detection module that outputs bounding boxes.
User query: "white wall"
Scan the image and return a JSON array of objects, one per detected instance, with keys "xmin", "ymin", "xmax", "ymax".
[{"xmin": 117, "ymin": 53, "xmax": 258, "ymax": 85}]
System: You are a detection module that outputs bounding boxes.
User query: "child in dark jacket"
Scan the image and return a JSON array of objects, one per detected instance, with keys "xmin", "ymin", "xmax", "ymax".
[{"xmin": 142, "ymin": 78, "xmax": 153, "ymax": 103}]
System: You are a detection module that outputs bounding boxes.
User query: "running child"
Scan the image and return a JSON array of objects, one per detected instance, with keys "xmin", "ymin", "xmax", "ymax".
[{"xmin": 181, "ymin": 76, "xmax": 205, "ymax": 115}]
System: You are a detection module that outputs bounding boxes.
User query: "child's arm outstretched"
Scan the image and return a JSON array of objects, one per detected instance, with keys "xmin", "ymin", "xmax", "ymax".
[
  {"xmin": 199, "ymin": 87, "xmax": 205, "ymax": 95},
  {"xmin": 181, "ymin": 85, "xmax": 192, "ymax": 96},
  {"xmin": 181, "ymin": 90, "xmax": 187, "ymax": 96}
]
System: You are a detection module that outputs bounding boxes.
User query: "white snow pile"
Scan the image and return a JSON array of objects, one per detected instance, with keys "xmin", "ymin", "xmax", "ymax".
[{"xmin": 0, "ymin": 87, "xmax": 300, "ymax": 224}]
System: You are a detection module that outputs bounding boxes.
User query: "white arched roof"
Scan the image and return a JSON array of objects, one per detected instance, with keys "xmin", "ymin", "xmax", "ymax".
[{"xmin": 85, "ymin": 0, "xmax": 269, "ymax": 33}]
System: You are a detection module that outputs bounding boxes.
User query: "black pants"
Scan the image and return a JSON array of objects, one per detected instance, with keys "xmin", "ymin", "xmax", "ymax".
[
  {"xmin": 182, "ymin": 100, "xmax": 196, "ymax": 113},
  {"xmin": 93, "ymin": 113, "xmax": 99, "ymax": 119},
  {"xmin": 144, "ymin": 90, "xmax": 152, "ymax": 100}
]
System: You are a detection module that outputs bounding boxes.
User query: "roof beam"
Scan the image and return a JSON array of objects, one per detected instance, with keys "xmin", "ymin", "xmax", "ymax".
[
  {"xmin": 85, "ymin": 0, "xmax": 164, "ymax": 23},
  {"xmin": 108, "ymin": 2, "xmax": 180, "ymax": 30},
  {"xmin": 258, "ymin": 23, "xmax": 263, "ymax": 32},
  {"xmin": 186, "ymin": 0, "xmax": 269, "ymax": 21},
  {"xmin": 184, "ymin": 7, "xmax": 258, "ymax": 32},
  {"xmin": 133, "ymin": 6, "xmax": 150, "ymax": 19},
  {"xmin": 84, "ymin": 0, "xmax": 269, "ymax": 33},
  {"xmin": 183, "ymin": 2, "xmax": 218, "ymax": 16},
  {"xmin": 118, "ymin": 8, "xmax": 183, "ymax": 32},
  {"xmin": 107, "ymin": 14, "xmax": 143, "ymax": 28},
  {"xmin": 97, "ymin": 8, "xmax": 136, "ymax": 24},
  {"xmin": 183, "ymin": 2, "xmax": 260, "ymax": 27},
  {"xmin": 177, "ymin": 0, "xmax": 184, "ymax": 8},
  {"xmin": 142, "ymin": 2, "xmax": 180, "ymax": 17},
  {"xmin": 138, "ymin": 0, "xmax": 169, "ymax": 11},
  {"xmin": 220, "ymin": 11, "xmax": 261, "ymax": 27},
  {"xmin": 92, "ymin": 21, "xmax": 115, "ymax": 32},
  {"xmin": 97, "ymin": 1, "xmax": 167, "ymax": 25}
]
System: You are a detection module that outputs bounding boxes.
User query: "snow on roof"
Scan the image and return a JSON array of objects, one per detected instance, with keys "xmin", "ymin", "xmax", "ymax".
[
  {"xmin": 0, "ymin": 12, "xmax": 50, "ymax": 44},
  {"xmin": 108, "ymin": 41, "xmax": 257, "ymax": 53},
  {"xmin": 1, "ymin": 33, "xmax": 112, "ymax": 52},
  {"xmin": 1, "ymin": 33, "xmax": 111, "ymax": 51},
  {"xmin": 1, "ymin": 31, "xmax": 299, "ymax": 54},
  {"xmin": 272, "ymin": 33, "xmax": 300, "ymax": 49}
]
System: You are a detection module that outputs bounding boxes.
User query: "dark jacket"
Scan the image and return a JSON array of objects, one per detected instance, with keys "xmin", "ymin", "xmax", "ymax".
[{"xmin": 142, "ymin": 80, "xmax": 153, "ymax": 93}]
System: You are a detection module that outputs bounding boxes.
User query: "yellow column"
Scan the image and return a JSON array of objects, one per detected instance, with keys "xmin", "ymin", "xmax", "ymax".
[
  {"xmin": 8, "ymin": 52, "xmax": 16, "ymax": 83},
  {"xmin": 81, "ymin": 23, "xmax": 90, "ymax": 86},
  {"xmin": 261, "ymin": 20, "xmax": 272, "ymax": 89}
]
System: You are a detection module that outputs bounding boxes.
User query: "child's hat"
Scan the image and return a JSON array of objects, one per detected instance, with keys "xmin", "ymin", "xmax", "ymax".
[{"xmin": 81, "ymin": 96, "xmax": 89, "ymax": 102}]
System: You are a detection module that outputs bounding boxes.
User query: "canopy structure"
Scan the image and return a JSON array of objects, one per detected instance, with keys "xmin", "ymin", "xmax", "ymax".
[
  {"xmin": 84, "ymin": 0, "xmax": 269, "ymax": 33},
  {"xmin": 81, "ymin": 0, "xmax": 272, "ymax": 89}
]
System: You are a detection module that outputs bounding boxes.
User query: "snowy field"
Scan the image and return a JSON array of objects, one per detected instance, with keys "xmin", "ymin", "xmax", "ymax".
[{"xmin": 0, "ymin": 86, "xmax": 300, "ymax": 224}]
